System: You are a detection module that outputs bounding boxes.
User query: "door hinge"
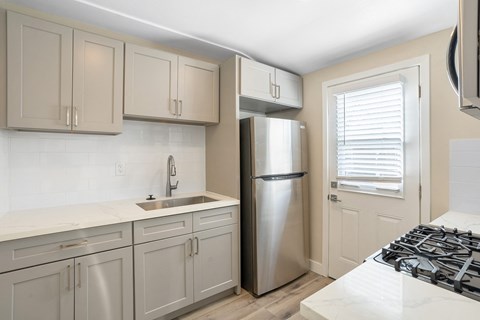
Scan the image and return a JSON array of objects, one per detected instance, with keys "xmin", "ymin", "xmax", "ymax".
[
  {"xmin": 418, "ymin": 85, "xmax": 422, "ymax": 98},
  {"xmin": 419, "ymin": 185, "xmax": 422, "ymax": 200}
]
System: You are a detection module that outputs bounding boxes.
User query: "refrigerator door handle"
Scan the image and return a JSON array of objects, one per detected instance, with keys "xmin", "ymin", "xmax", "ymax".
[{"xmin": 253, "ymin": 172, "xmax": 307, "ymax": 181}]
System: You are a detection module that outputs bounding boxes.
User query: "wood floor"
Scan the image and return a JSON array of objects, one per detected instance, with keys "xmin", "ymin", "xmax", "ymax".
[{"xmin": 176, "ymin": 272, "xmax": 334, "ymax": 320}]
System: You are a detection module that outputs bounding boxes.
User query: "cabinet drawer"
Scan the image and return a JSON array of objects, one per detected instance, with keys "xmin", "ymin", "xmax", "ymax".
[
  {"xmin": 0, "ymin": 222, "xmax": 132, "ymax": 273},
  {"xmin": 134, "ymin": 213, "xmax": 192, "ymax": 244},
  {"xmin": 193, "ymin": 206, "xmax": 238, "ymax": 232}
]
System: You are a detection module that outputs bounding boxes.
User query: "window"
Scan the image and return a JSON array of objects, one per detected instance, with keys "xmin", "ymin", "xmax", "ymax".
[{"xmin": 335, "ymin": 77, "xmax": 405, "ymax": 196}]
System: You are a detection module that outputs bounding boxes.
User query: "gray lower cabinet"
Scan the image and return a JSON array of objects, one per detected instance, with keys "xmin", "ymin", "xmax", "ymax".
[
  {"xmin": 134, "ymin": 206, "xmax": 239, "ymax": 320},
  {"xmin": 134, "ymin": 234, "xmax": 194, "ymax": 320},
  {"xmin": 0, "ymin": 259, "xmax": 74, "ymax": 320},
  {"xmin": 75, "ymin": 247, "xmax": 134, "ymax": 320},
  {"xmin": 0, "ymin": 225, "xmax": 134, "ymax": 320},
  {"xmin": 193, "ymin": 225, "xmax": 239, "ymax": 301},
  {"xmin": 0, "ymin": 247, "xmax": 133, "ymax": 320}
]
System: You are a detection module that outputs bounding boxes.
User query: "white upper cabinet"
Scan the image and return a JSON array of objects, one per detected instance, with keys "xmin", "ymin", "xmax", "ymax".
[
  {"xmin": 7, "ymin": 11, "xmax": 73, "ymax": 131},
  {"xmin": 124, "ymin": 44, "xmax": 219, "ymax": 124},
  {"xmin": 124, "ymin": 44, "xmax": 178, "ymax": 119},
  {"xmin": 72, "ymin": 30, "xmax": 124, "ymax": 134},
  {"xmin": 275, "ymin": 68, "xmax": 303, "ymax": 107},
  {"xmin": 178, "ymin": 56, "xmax": 219, "ymax": 123},
  {"xmin": 239, "ymin": 58, "xmax": 276, "ymax": 102},
  {"xmin": 7, "ymin": 12, "xmax": 124, "ymax": 134},
  {"xmin": 239, "ymin": 57, "xmax": 303, "ymax": 108}
]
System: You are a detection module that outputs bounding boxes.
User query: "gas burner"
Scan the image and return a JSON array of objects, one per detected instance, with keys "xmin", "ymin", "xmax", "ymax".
[{"xmin": 374, "ymin": 224, "xmax": 480, "ymax": 302}]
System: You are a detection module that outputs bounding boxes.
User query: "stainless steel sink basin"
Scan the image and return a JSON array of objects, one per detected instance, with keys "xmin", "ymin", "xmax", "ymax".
[{"xmin": 137, "ymin": 196, "xmax": 217, "ymax": 211}]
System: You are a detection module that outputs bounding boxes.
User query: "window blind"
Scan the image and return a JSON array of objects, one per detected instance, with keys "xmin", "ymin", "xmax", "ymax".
[{"xmin": 336, "ymin": 81, "xmax": 404, "ymax": 183}]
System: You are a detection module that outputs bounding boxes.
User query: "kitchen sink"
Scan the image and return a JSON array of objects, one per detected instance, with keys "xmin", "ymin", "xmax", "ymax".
[{"xmin": 136, "ymin": 196, "xmax": 217, "ymax": 211}]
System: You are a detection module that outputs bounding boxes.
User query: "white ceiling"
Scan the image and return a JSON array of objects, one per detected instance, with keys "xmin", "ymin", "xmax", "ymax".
[{"xmin": 3, "ymin": 0, "xmax": 457, "ymax": 75}]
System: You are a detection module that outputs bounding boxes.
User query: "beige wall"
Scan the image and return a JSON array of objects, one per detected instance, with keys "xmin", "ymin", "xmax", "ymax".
[{"xmin": 276, "ymin": 28, "xmax": 480, "ymax": 265}]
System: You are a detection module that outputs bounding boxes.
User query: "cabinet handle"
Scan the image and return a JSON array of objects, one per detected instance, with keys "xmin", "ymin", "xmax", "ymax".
[
  {"xmin": 74, "ymin": 107, "xmax": 78, "ymax": 127},
  {"xmin": 269, "ymin": 76, "xmax": 276, "ymax": 99},
  {"xmin": 178, "ymin": 100, "xmax": 183, "ymax": 117},
  {"xmin": 171, "ymin": 99, "xmax": 178, "ymax": 116},
  {"xmin": 67, "ymin": 264, "xmax": 71, "ymax": 291},
  {"xmin": 77, "ymin": 262, "xmax": 81, "ymax": 288},
  {"xmin": 66, "ymin": 107, "xmax": 71, "ymax": 127},
  {"xmin": 195, "ymin": 237, "xmax": 199, "ymax": 255},
  {"xmin": 186, "ymin": 238, "xmax": 194, "ymax": 257},
  {"xmin": 60, "ymin": 240, "xmax": 88, "ymax": 249},
  {"xmin": 276, "ymin": 85, "xmax": 281, "ymax": 99}
]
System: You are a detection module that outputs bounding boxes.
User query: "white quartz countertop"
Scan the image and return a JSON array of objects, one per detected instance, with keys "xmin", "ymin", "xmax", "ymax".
[
  {"xmin": 430, "ymin": 210, "xmax": 480, "ymax": 233},
  {"xmin": 301, "ymin": 210, "xmax": 480, "ymax": 320},
  {"xmin": 0, "ymin": 191, "xmax": 239, "ymax": 242}
]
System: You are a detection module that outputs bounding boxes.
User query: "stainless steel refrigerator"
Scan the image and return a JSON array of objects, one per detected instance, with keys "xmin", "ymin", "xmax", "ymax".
[{"xmin": 240, "ymin": 117, "xmax": 309, "ymax": 296}]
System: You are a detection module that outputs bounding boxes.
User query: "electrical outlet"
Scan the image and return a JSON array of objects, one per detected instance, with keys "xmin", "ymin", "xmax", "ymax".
[{"xmin": 115, "ymin": 162, "xmax": 126, "ymax": 176}]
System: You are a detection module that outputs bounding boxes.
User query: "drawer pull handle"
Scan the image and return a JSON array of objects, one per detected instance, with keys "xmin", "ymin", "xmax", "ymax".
[{"xmin": 60, "ymin": 240, "xmax": 88, "ymax": 249}]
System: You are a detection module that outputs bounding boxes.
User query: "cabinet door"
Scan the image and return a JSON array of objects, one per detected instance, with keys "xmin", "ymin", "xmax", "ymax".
[
  {"xmin": 73, "ymin": 30, "xmax": 123, "ymax": 133},
  {"xmin": 124, "ymin": 44, "xmax": 178, "ymax": 120},
  {"xmin": 0, "ymin": 259, "xmax": 74, "ymax": 320},
  {"xmin": 75, "ymin": 247, "xmax": 133, "ymax": 320},
  {"xmin": 178, "ymin": 56, "xmax": 219, "ymax": 123},
  {"xmin": 7, "ymin": 11, "xmax": 73, "ymax": 130},
  {"xmin": 239, "ymin": 58, "xmax": 275, "ymax": 102},
  {"xmin": 275, "ymin": 69, "xmax": 303, "ymax": 108},
  {"xmin": 193, "ymin": 224, "xmax": 238, "ymax": 301},
  {"xmin": 134, "ymin": 234, "xmax": 193, "ymax": 320}
]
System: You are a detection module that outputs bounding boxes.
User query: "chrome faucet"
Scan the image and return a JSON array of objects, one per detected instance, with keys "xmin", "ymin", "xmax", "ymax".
[{"xmin": 166, "ymin": 155, "xmax": 179, "ymax": 197}]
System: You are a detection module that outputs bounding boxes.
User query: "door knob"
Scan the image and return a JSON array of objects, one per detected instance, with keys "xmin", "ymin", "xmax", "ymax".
[{"xmin": 328, "ymin": 194, "xmax": 342, "ymax": 202}]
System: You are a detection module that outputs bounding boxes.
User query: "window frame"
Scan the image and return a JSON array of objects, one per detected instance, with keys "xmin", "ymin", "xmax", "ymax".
[{"xmin": 331, "ymin": 74, "xmax": 407, "ymax": 198}]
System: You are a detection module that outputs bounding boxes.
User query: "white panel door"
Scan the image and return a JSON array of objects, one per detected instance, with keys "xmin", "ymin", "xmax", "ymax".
[
  {"xmin": 240, "ymin": 58, "xmax": 275, "ymax": 102},
  {"xmin": 328, "ymin": 66, "xmax": 421, "ymax": 279},
  {"xmin": 177, "ymin": 56, "xmax": 219, "ymax": 123},
  {"xmin": 0, "ymin": 259, "xmax": 74, "ymax": 320},
  {"xmin": 124, "ymin": 44, "xmax": 178, "ymax": 119},
  {"xmin": 193, "ymin": 224, "xmax": 238, "ymax": 301},
  {"xmin": 73, "ymin": 30, "xmax": 123, "ymax": 133},
  {"xmin": 134, "ymin": 234, "xmax": 193, "ymax": 320},
  {"xmin": 7, "ymin": 11, "xmax": 73, "ymax": 130},
  {"xmin": 275, "ymin": 69, "xmax": 303, "ymax": 108},
  {"xmin": 75, "ymin": 247, "xmax": 133, "ymax": 320}
]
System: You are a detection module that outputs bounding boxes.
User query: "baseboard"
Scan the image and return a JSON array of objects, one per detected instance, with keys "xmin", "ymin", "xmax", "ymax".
[{"xmin": 309, "ymin": 259, "xmax": 326, "ymax": 276}]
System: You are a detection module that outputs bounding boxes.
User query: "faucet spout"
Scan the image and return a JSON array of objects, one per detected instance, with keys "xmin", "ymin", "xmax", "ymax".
[{"xmin": 166, "ymin": 155, "xmax": 179, "ymax": 197}]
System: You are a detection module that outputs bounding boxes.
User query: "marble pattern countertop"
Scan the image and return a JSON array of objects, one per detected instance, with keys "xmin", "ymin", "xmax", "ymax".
[
  {"xmin": 0, "ymin": 191, "xmax": 239, "ymax": 242},
  {"xmin": 301, "ymin": 211, "xmax": 480, "ymax": 320}
]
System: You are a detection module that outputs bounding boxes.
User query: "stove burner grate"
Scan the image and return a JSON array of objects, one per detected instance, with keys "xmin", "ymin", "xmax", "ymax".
[{"xmin": 374, "ymin": 224, "xmax": 480, "ymax": 301}]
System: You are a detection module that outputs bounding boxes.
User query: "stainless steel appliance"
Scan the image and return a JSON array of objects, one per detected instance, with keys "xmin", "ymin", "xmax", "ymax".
[
  {"xmin": 240, "ymin": 117, "xmax": 309, "ymax": 296},
  {"xmin": 373, "ymin": 224, "xmax": 480, "ymax": 301},
  {"xmin": 447, "ymin": 0, "xmax": 480, "ymax": 119}
]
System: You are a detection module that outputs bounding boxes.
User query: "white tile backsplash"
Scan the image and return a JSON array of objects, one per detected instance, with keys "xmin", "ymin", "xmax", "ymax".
[
  {"xmin": 0, "ymin": 120, "xmax": 205, "ymax": 212},
  {"xmin": 450, "ymin": 139, "xmax": 480, "ymax": 213}
]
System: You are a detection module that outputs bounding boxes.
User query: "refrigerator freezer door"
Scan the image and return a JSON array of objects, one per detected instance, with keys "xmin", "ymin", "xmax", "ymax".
[
  {"xmin": 251, "ymin": 117, "xmax": 306, "ymax": 177},
  {"xmin": 253, "ymin": 176, "xmax": 308, "ymax": 295}
]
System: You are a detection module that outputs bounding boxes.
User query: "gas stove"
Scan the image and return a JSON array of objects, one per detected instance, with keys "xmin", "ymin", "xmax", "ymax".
[{"xmin": 374, "ymin": 224, "xmax": 480, "ymax": 301}]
